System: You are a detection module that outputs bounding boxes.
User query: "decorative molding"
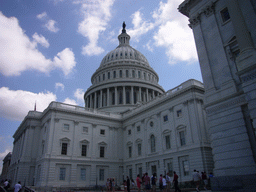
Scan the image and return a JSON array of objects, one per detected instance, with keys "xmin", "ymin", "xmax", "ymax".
[
  {"xmin": 203, "ymin": 3, "xmax": 215, "ymax": 17},
  {"xmin": 206, "ymin": 95, "xmax": 247, "ymax": 114},
  {"xmin": 92, "ymin": 124, "xmax": 97, "ymax": 128},
  {"xmin": 54, "ymin": 118, "xmax": 59, "ymax": 123},
  {"xmin": 189, "ymin": 14, "xmax": 201, "ymax": 28},
  {"xmin": 168, "ymin": 106, "xmax": 174, "ymax": 112},
  {"xmin": 241, "ymin": 70, "xmax": 256, "ymax": 83},
  {"xmin": 74, "ymin": 121, "xmax": 79, "ymax": 125}
]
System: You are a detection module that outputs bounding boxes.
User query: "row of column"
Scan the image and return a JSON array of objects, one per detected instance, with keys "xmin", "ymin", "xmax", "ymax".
[{"xmin": 85, "ymin": 86, "xmax": 161, "ymax": 109}]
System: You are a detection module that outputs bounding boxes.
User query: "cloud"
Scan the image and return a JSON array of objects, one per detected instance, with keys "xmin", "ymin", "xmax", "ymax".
[
  {"xmin": 55, "ymin": 83, "xmax": 64, "ymax": 91},
  {"xmin": 0, "ymin": 12, "xmax": 76, "ymax": 76},
  {"xmin": 37, "ymin": 12, "xmax": 47, "ymax": 20},
  {"xmin": 45, "ymin": 19, "xmax": 59, "ymax": 33},
  {"xmin": 32, "ymin": 32, "xmax": 50, "ymax": 48},
  {"xmin": 0, "ymin": 87, "xmax": 57, "ymax": 121},
  {"xmin": 76, "ymin": 0, "xmax": 115, "ymax": 56},
  {"xmin": 63, "ymin": 98, "xmax": 77, "ymax": 105},
  {"xmin": 74, "ymin": 88, "xmax": 84, "ymax": 103}
]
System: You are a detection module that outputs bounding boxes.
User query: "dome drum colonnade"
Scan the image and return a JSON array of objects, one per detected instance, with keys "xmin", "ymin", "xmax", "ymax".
[{"xmin": 84, "ymin": 23, "xmax": 165, "ymax": 112}]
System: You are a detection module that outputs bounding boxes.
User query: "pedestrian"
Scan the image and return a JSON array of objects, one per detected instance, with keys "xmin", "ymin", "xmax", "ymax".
[
  {"xmin": 127, "ymin": 176, "xmax": 131, "ymax": 192},
  {"xmin": 151, "ymin": 173, "xmax": 157, "ymax": 192},
  {"xmin": 136, "ymin": 174, "xmax": 142, "ymax": 192},
  {"xmin": 172, "ymin": 171, "xmax": 181, "ymax": 192},
  {"xmin": 159, "ymin": 174, "xmax": 163, "ymax": 191},
  {"xmin": 202, "ymin": 172, "xmax": 208, "ymax": 190},
  {"xmin": 124, "ymin": 180, "xmax": 127, "ymax": 192},
  {"xmin": 14, "ymin": 181, "xmax": 22, "ymax": 192},
  {"xmin": 143, "ymin": 172, "xmax": 151, "ymax": 192},
  {"xmin": 166, "ymin": 172, "xmax": 171, "ymax": 192},
  {"xmin": 4, "ymin": 179, "xmax": 9, "ymax": 191},
  {"xmin": 192, "ymin": 170, "xmax": 201, "ymax": 192},
  {"xmin": 106, "ymin": 178, "xmax": 110, "ymax": 192},
  {"xmin": 112, "ymin": 178, "xmax": 115, "ymax": 192},
  {"xmin": 162, "ymin": 176, "xmax": 167, "ymax": 192}
]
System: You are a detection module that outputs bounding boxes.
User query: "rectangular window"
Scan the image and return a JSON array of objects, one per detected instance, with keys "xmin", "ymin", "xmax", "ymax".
[
  {"xmin": 138, "ymin": 71, "xmax": 141, "ymax": 78},
  {"xmin": 61, "ymin": 143, "xmax": 68, "ymax": 155},
  {"xmin": 138, "ymin": 143, "xmax": 141, "ymax": 156},
  {"xmin": 126, "ymin": 70, "xmax": 129, "ymax": 77},
  {"xmin": 132, "ymin": 70, "xmax": 135, "ymax": 78},
  {"xmin": 179, "ymin": 131, "xmax": 186, "ymax": 146},
  {"xmin": 108, "ymin": 72, "xmax": 110, "ymax": 79},
  {"xmin": 165, "ymin": 135, "xmax": 171, "ymax": 149},
  {"xmin": 99, "ymin": 169, "xmax": 104, "ymax": 181},
  {"xmin": 100, "ymin": 146, "xmax": 105, "ymax": 158},
  {"xmin": 220, "ymin": 7, "xmax": 230, "ymax": 23},
  {"xmin": 128, "ymin": 129, "xmax": 131, "ymax": 135},
  {"xmin": 63, "ymin": 124, "xmax": 69, "ymax": 131},
  {"xmin": 183, "ymin": 160, "xmax": 189, "ymax": 176},
  {"xmin": 81, "ymin": 145, "xmax": 87, "ymax": 156},
  {"xmin": 151, "ymin": 165, "xmax": 157, "ymax": 175},
  {"xmin": 167, "ymin": 162, "xmax": 173, "ymax": 177},
  {"xmin": 129, "ymin": 168, "xmax": 132, "ymax": 180},
  {"xmin": 99, "ymin": 76, "xmax": 101, "ymax": 82},
  {"xmin": 129, "ymin": 146, "xmax": 132, "ymax": 158},
  {"xmin": 113, "ymin": 71, "xmax": 116, "ymax": 78},
  {"xmin": 80, "ymin": 168, "xmax": 86, "ymax": 180},
  {"xmin": 177, "ymin": 110, "xmax": 182, "ymax": 117},
  {"xmin": 100, "ymin": 129, "xmax": 105, "ymax": 135},
  {"xmin": 163, "ymin": 115, "xmax": 168, "ymax": 122},
  {"xmin": 119, "ymin": 70, "xmax": 122, "ymax": 78},
  {"xmin": 137, "ymin": 126, "xmax": 140, "ymax": 132},
  {"xmin": 59, "ymin": 168, "xmax": 66, "ymax": 180},
  {"xmin": 83, "ymin": 127, "xmax": 88, "ymax": 133},
  {"xmin": 103, "ymin": 74, "xmax": 105, "ymax": 80},
  {"xmin": 139, "ymin": 167, "xmax": 142, "ymax": 178}
]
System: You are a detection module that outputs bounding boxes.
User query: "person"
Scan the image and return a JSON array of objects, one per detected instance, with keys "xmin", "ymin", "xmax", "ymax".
[
  {"xmin": 4, "ymin": 179, "xmax": 9, "ymax": 191},
  {"xmin": 131, "ymin": 179, "xmax": 135, "ymax": 190},
  {"xmin": 112, "ymin": 178, "xmax": 115, "ymax": 192},
  {"xmin": 136, "ymin": 174, "xmax": 142, "ymax": 192},
  {"xmin": 159, "ymin": 174, "xmax": 163, "ymax": 191},
  {"xmin": 106, "ymin": 178, "xmax": 110, "ymax": 192},
  {"xmin": 201, "ymin": 172, "xmax": 208, "ymax": 190},
  {"xmin": 14, "ymin": 181, "xmax": 22, "ymax": 192},
  {"xmin": 127, "ymin": 176, "xmax": 131, "ymax": 192},
  {"xmin": 109, "ymin": 178, "xmax": 112, "ymax": 192},
  {"xmin": 192, "ymin": 170, "xmax": 201, "ymax": 192},
  {"xmin": 143, "ymin": 172, "xmax": 151, "ymax": 192},
  {"xmin": 124, "ymin": 180, "xmax": 127, "ymax": 192},
  {"xmin": 166, "ymin": 172, "xmax": 171, "ymax": 192},
  {"xmin": 162, "ymin": 176, "xmax": 167, "ymax": 192},
  {"xmin": 172, "ymin": 171, "xmax": 181, "ymax": 192},
  {"xmin": 151, "ymin": 173, "xmax": 157, "ymax": 192}
]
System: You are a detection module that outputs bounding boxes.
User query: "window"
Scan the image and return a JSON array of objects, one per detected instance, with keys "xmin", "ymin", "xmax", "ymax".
[
  {"xmin": 80, "ymin": 168, "xmax": 86, "ymax": 180},
  {"xmin": 63, "ymin": 124, "xmax": 69, "ymax": 131},
  {"xmin": 179, "ymin": 131, "xmax": 186, "ymax": 146},
  {"xmin": 129, "ymin": 168, "xmax": 132, "ymax": 179},
  {"xmin": 134, "ymin": 92, "xmax": 137, "ymax": 104},
  {"xmin": 137, "ymin": 126, "xmax": 140, "ymax": 132},
  {"xmin": 139, "ymin": 167, "xmax": 142, "ymax": 178},
  {"xmin": 128, "ymin": 129, "xmax": 131, "ymax": 135},
  {"xmin": 151, "ymin": 165, "xmax": 156, "ymax": 175},
  {"xmin": 61, "ymin": 143, "xmax": 68, "ymax": 155},
  {"xmin": 167, "ymin": 161, "xmax": 173, "ymax": 177},
  {"xmin": 132, "ymin": 70, "xmax": 135, "ymax": 78},
  {"xmin": 126, "ymin": 91, "xmax": 130, "ymax": 104},
  {"xmin": 113, "ymin": 71, "xmax": 116, "ymax": 78},
  {"xmin": 126, "ymin": 70, "xmax": 129, "ymax": 77},
  {"xmin": 112, "ymin": 92, "xmax": 115, "ymax": 105},
  {"xmin": 99, "ymin": 76, "xmax": 101, "ymax": 82},
  {"xmin": 99, "ymin": 169, "xmax": 104, "ymax": 181},
  {"xmin": 59, "ymin": 168, "xmax": 66, "ymax": 180},
  {"xmin": 108, "ymin": 72, "xmax": 110, "ymax": 79},
  {"xmin": 138, "ymin": 71, "xmax": 141, "ymax": 78},
  {"xmin": 177, "ymin": 110, "xmax": 182, "ymax": 117},
  {"xmin": 165, "ymin": 135, "xmax": 171, "ymax": 149},
  {"xmin": 119, "ymin": 91, "xmax": 123, "ymax": 104},
  {"xmin": 100, "ymin": 146, "xmax": 105, "ymax": 158},
  {"xmin": 163, "ymin": 115, "xmax": 168, "ymax": 122},
  {"xmin": 220, "ymin": 7, "xmax": 230, "ymax": 23},
  {"xmin": 150, "ymin": 135, "xmax": 156, "ymax": 153},
  {"xmin": 144, "ymin": 73, "xmax": 146, "ymax": 79},
  {"xmin": 119, "ymin": 70, "xmax": 122, "ymax": 78},
  {"xmin": 182, "ymin": 160, "xmax": 189, "ymax": 176},
  {"xmin": 83, "ymin": 127, "xmax": 88, "ymax": 133},
  {"xmin": 138, "ymin": 143, "xmax": 141, "ymax": 156},
  {"xmin": 81, "ymin": 145, "xmax": 87, "ymax": 156},
  {"xmin": 129, "ymin": 146, "xmax": 132, "ymax": 158},
  {"xmin": 100, "ymin": 129, "xmax": 105, "ymax": 135},
  {"xmin": 103, "ymin": 74, "xmax": 105, "ymax": 80}
]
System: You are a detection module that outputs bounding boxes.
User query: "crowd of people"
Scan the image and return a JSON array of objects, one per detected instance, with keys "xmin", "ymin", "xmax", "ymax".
[
  {"xmin": 109, "ymin": 170, "xmax": 213, "ymax": 192},
  {"xmin": 1, "ymin": 179, "xmax": 22, "ymax": 192}
]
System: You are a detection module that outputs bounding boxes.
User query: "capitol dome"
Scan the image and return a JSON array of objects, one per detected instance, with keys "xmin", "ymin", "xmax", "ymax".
[{"xmin": 84, "ymin": 22, "xmax": 165, "ymax": 113}]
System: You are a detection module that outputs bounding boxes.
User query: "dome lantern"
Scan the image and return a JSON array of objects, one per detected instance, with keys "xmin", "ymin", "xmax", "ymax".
[{"xmin": 118, "ymin": 21, "xmax": 130, "ymax": 46}]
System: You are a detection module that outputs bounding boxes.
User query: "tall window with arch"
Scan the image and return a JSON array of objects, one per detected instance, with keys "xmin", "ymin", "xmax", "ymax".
[{"xmin": 150, "ymin": 135, "xmax": 156, "ymax": 153}]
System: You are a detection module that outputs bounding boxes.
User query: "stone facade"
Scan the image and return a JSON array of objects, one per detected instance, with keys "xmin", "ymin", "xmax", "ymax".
[
  {"xmin": 7, "ymin": 28, "xmax": 213, "ymax": 188},
  {"xmin": 179, "ymin": 0, "xmax": 256, "ymax": 191}
]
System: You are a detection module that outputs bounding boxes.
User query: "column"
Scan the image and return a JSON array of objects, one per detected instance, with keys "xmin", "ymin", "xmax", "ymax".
[
  {"xmin": 100, "ymin": 90, "xmax": 103, "ymax": 108},
  {"xmin": 139, "ymin": 87, "xmax": 142, "ymax": 102},
  {"xmin": 152, "ymin": 90, "xmax": 155, "ymax": 98},
  {"xmin": 131, "ymin": 86, "xmax": 134, "ymax": 104},
  {"xmin": 90, "ymin": 94, "xmax": 93, "ymax": 109},
  {"xmin": 115, "ymin": 87, "xmax": 117, "ymax": 105},
  {"xmin": 107, "ymin": 88, "xmax": 110, "ymax": 106},
  {"xmin": 94, "ymin": 92, "xmax": 97, "ymax": 109},
  {"xmin": 123, "ymin": 86, "xmax": 126, "ymax": 104}
]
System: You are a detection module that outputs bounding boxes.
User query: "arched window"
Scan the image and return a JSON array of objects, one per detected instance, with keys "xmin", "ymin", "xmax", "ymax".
[
  {"xmin": 113, "ymin": 71, "xmax": 116, "ymax": 78},
  {"xmin": 150, "ymin": 135, "xmax": 156, "ymax": 153},
  {"xmin": 126, "ymin": 91, "xmax": 130, "ymax": 104}
]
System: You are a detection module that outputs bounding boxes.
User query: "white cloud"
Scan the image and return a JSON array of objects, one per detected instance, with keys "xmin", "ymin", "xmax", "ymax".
[
  {"xmin": 0, "ymin": 87, "xmax": 56, "ymax": 121},
  {"xmin": 74, "ymin": 88, "xmax": 84, "ymax": 103},
  {"xmin": 37, "ymin": 12, "xmax": 47, "ymax": 20},
  {"xmin": 55, "ymin": 83, "xmax": 64, "ymax": 91},
  {"xmin": 45, "ymin": 19, "xmax": 59, "ymax": 33},
  {"xmin": 76, "ymin": 0, "xmax": 115, "ymax": 56},
  {"xmin": 32, "ymin": 32, "xmax": 50, "ymax": 48},
  {"xmin": 63, "ymin": 98, "xmax": 77, "ymax": 105},
  {"xmin": 0, "ymin": 12, "xmax": 76, "ymax": 76}
]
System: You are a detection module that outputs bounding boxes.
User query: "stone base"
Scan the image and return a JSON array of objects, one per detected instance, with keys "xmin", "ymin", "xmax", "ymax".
[{"xmin": 210, "ymin": 174, "xmax": 256, "ymax": 191}]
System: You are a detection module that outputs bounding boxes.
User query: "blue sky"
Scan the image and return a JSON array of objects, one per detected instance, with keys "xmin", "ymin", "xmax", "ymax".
[{"xmin": 0, "ymin": 0, "xmax": 202, "ymax": 171}]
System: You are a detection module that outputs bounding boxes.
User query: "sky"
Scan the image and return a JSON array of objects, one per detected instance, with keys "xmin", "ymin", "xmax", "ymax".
[{"xmin": 0, "ymin": 0, "xmax": 203, "ymax": 172}]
